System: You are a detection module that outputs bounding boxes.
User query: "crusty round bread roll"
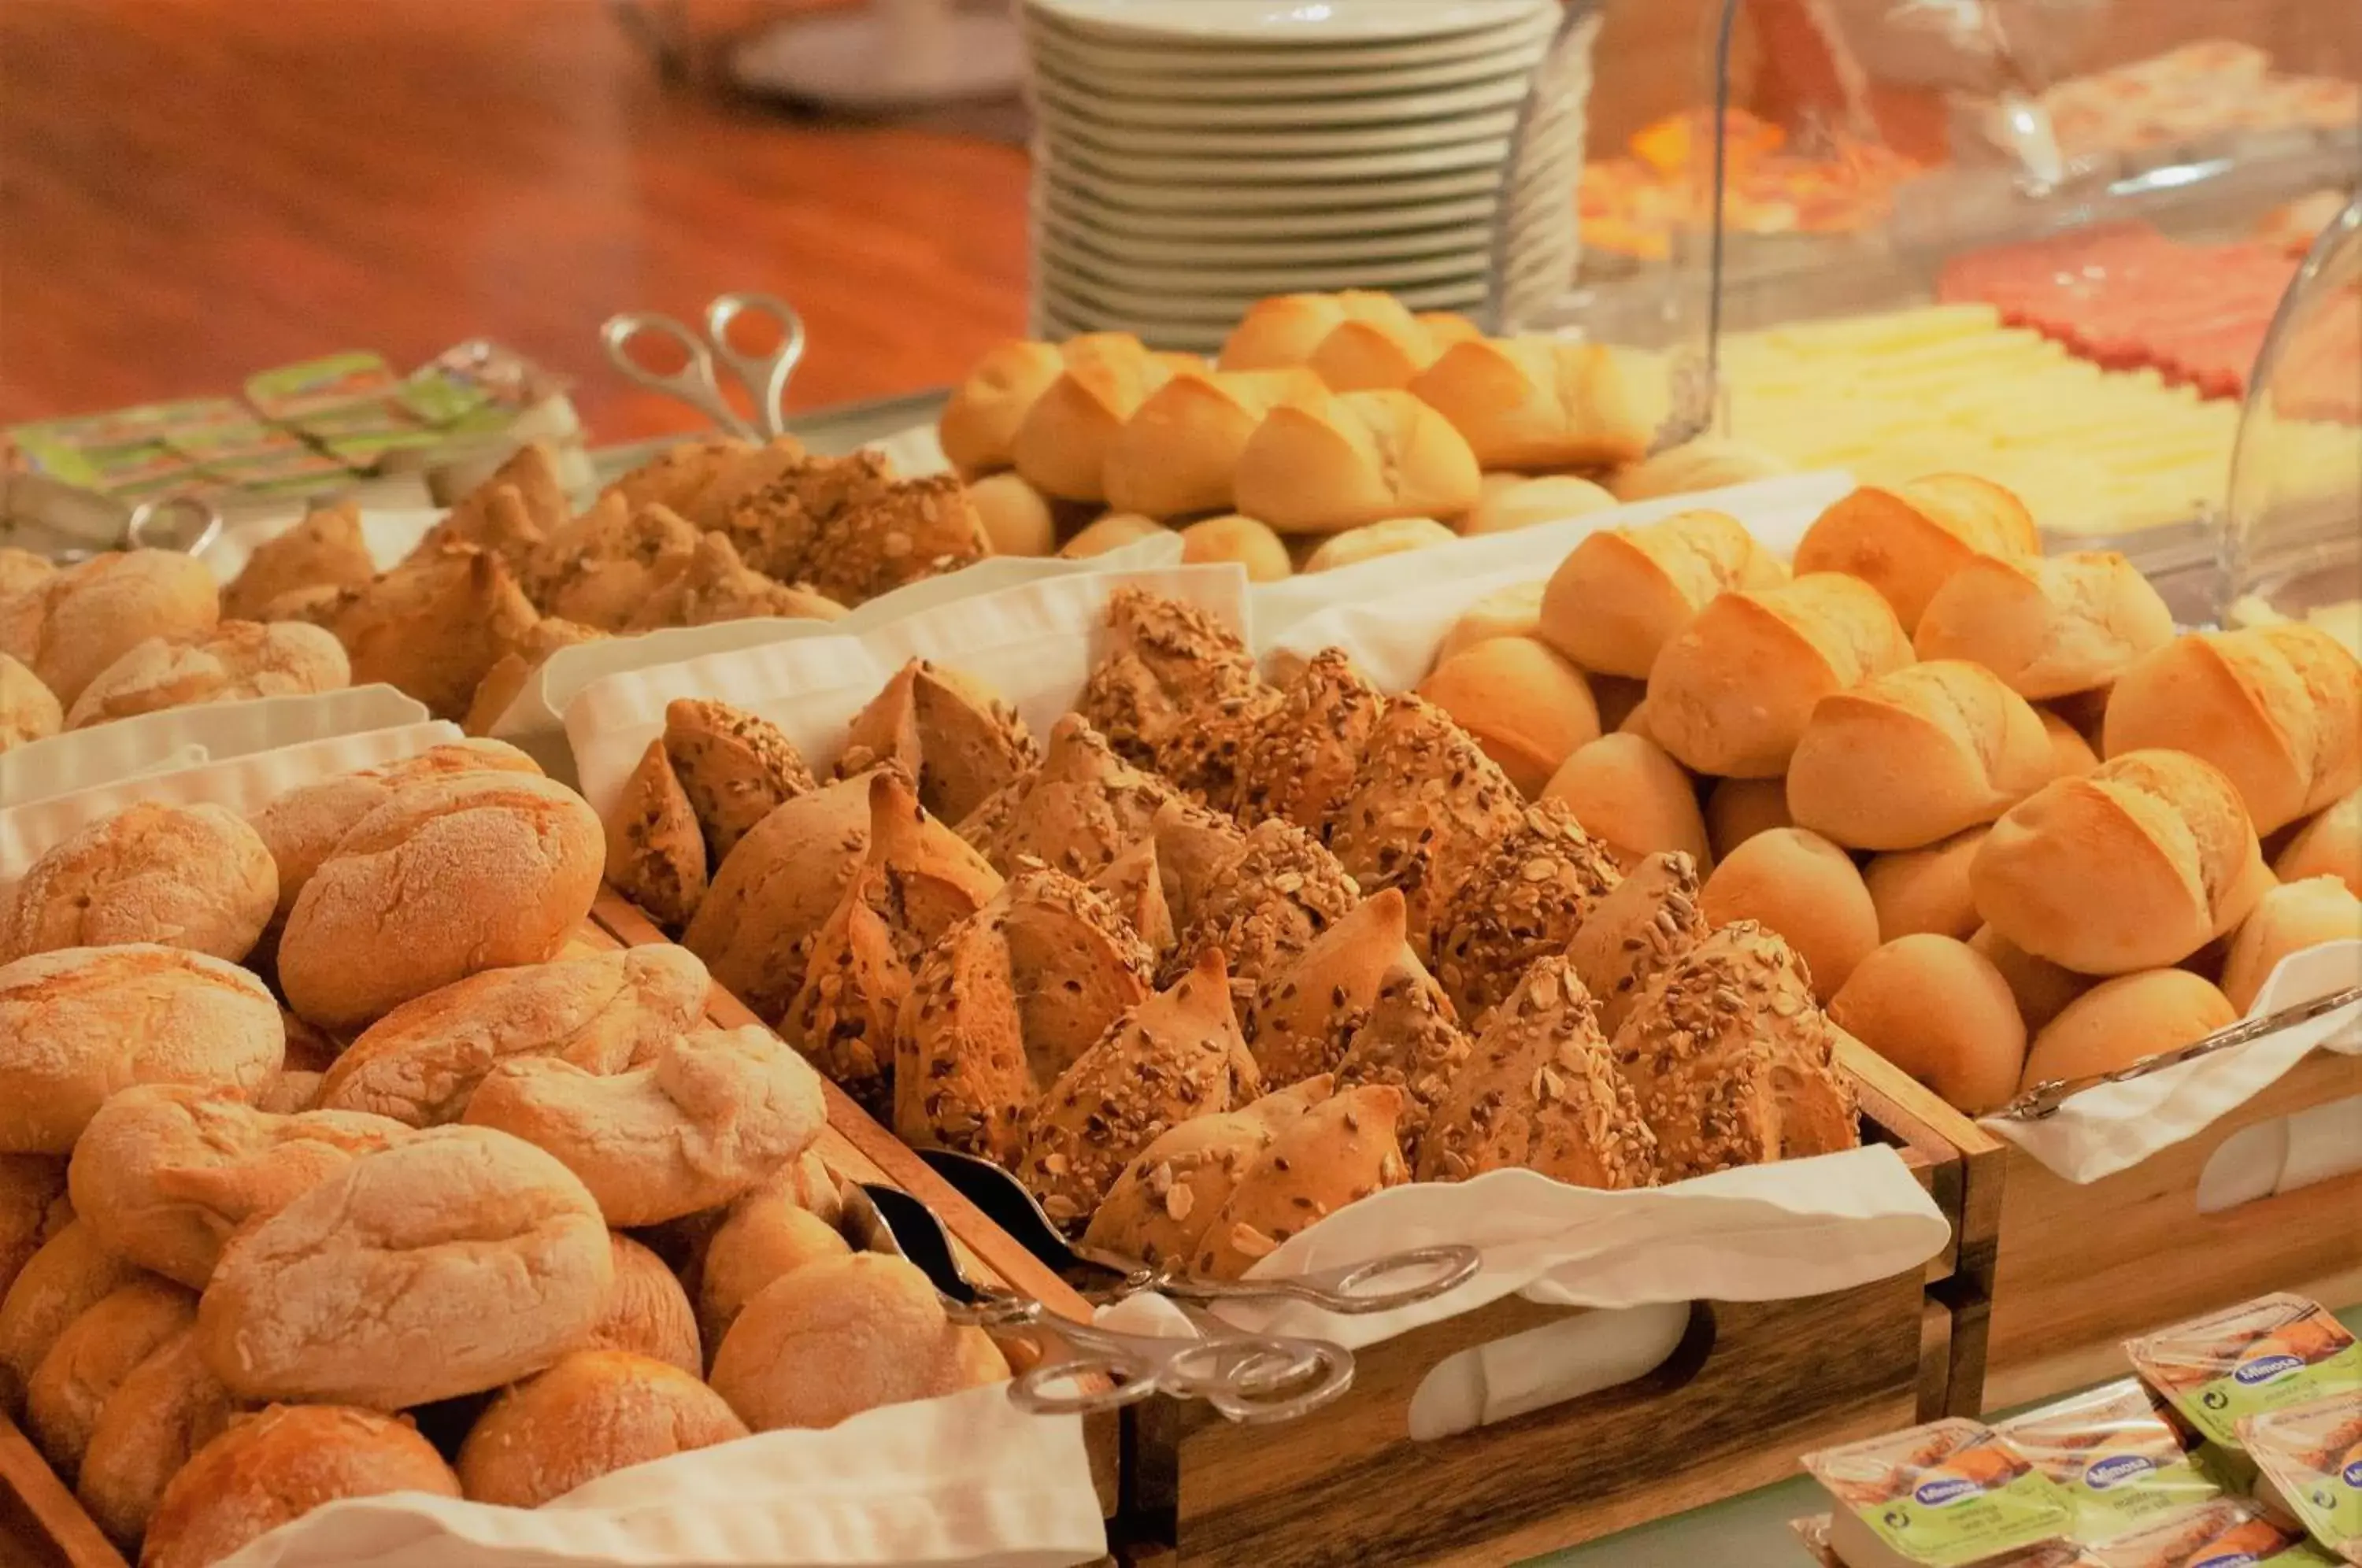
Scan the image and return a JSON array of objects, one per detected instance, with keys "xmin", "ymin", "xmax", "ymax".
[
  {"xmin": 709, "ymin": 1252, "xmax": 1006, "ymax": 1432},
  {"xmin": 0, "ymin": 1156, "xmax": 67, "ymax": 1309},
  {"xmin": 2020, "ymin": 970, "xmax": 2238, "ymax": 1092},
  {"xmin": 2041, "ymin": 710, "xmax": 2101, "ymax": 778},
  {"xmin": 1968, "ymin": 925, "xmax": 2090, "ymax": 1032},
  {"xmin": 1179, "ymin": 514, "xmax": 1292, "ymax": 581},
  {"xmin": 1437, "ymin": 581, "xmax": 1546, "ymax": 666},
  {"xmin": 277, "ymin": 771, "xmax": 605, "ymax": 1031},
  {"xmin": 1306, "ymin": 311, "xmax": 1440, "ymax": 391},
  {"xmin": 966, "ymin": 471, "xmax": 1058, "ymax": 557},
  {"xmin": 0, "ymin": 653, "xmax": 61, "ymax": 753},
  {"xmin": 0, "ymin": 1222, "xmax": 141, "ymax": 1415},
  {"xmin": 455, "ymin": 1348, "xmax": 747, "ymax": 1507},
  {"xmin": 196, "ymin": 1126, "xmax": 613, "ymax": 1409},
  {"xmin": 2103, "ymin": 625, "xmax": 2362, "ymax": 834},
  {"xmin": 1648, "ymin": 572, "xmax": 1915, "ymax": 778},
  {"xmin": 2221, "ymin": 876, "xmax": 2362, "ymax": 1013},
  {"xmin": 1971, "ymin": 749, "xmax": 2273, "ymax": 974},
  {"xmin": 1699, "ymin": 827, "xmax": 1879, "ymax": 1001},
  {"xmin": 1459, "ymin": 475, "xmax": 1619, "ymax": 536},
  {"xmin": 1704, "ymin": 775, "xmax": 1793, "ymax": 860},
  {"xmin": 0, "ymin": 547, "xmax": 56, "ymax": 599},
  {"xmin": 0, "ymin": 549, "xmax": 218, "ymax": 706},
  {"xmin": 938, "ymin": 340, "xmax": 1067, "ymax": 477},
  {"xmin": 1786, "ymin": 660, "xmax": 2055, "ymax": 851},
  {"xmin": 1105, "ymin": 368, "xmax": 1324, "ymax": 519},
  {"xmin": 1538, "ymin": 508, "xmax": 1789, "ymax": 679},
  {"xmin": 1607, "ymin": 437, "xmax": 1790, "ymax": 501},
  {"xmin": 1234, "ymin": 390, "xmax": 1482, "ymax": 534},
  {"xmin": 582, "ymin": 1233, "xmax": 701, "ymax": 1375},
  {"xmin": 0, "ymin": 945, "xmax": 283, "ymax": 1156},
  {"xmin": 1012, "ymin": 342, "xmax": 1175, "ymax": 503},
  {"xmin": 26, "ymin": 1277, "xmax": 194, "ymax": 1475},
  {"xmin": 1416, "ymin": 636, "xmax": 1601, "ymax": 797},
  {"xmin": 1914, "ymin": 550, "xmax": 2175, "ymax": 699},
  {"xmin": 1862, "ymin": 829, "xmax": 1986, "ymax": 941},
  {"xmin": 65, "ymin": 620, "xmax": 350, "ymax": 731},
  {"xmin": 1829, "ymin": 935, "xmax": 2027, "ymax": 1112},
  {"xmin": 2278, "ymin": 786, "xmax": 2360, "ymax": 896},
  {"xmin": 1217, "ymin": 292, "xmax": 1353, "ymax": 370},
  {"xmin": 698, "ymin": 1182, "xmax": 851, "ymax": 1355},
  {"xmin": 1056, "ymin": 511, "xmax": 1170, "ymax": 559},
  {"xmin": 1792, "ymin": 475, "xmax": 2040, "ymax": 633},
  {"xmin": 75, "ymin": 1326, "xmax": 231, "ymax": 1548},
  {"xmin": 143, "ymin": 1405, "xmax": 461, "ymax": 1568},
  {"xmin": 1542, "ymin": 733, "xmax": 1710, "ymax": 871},
  {"xmin": 1302, "ymin": 516, "xmax": 1457, "ymax": 574},
  {"xmin": 1406, "ymin": 337, "xmax": 1650, "ymax": 470},
  {"xmin": 2, "ymin": 801, "xmax": 277, "ymax": 966}
]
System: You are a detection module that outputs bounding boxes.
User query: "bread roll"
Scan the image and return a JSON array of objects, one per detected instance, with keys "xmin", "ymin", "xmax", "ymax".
[
  {"xmin": 2020, "ymin": 971, "xmax": 2238, "ymax": 1091},
  {"xmin": 2278, "ymin": 786, "xmax": 2360, "ymax": 896},
  {"xmin": 1792, "ymin": 475, "xmax": 2039, "ymax": 633},
  {"xmin": 334, "ymin": 544, "xmax": 539, "ymax": 720},
  {"xmin": 1538, "ymin": 508, "xmax": 1790, "ymax": 679},
  {"xmin": 1077, "ymin": 588, "xmax": 1274, "ymax": 803},
  {"xmin": 0, "ymin": 1156, "xmax": 67, "ymax": 1309},
  {"xmin": 0, "ymin": 549, "xmax": 217, "ymax": 706},
  {"xmin": 1863, "ymin": 829, "xmax": 1986, "ymax": 941},
  {"xmin": 1305, "ymin": 300, "xmax": 1440, "ymax": 391},
  {"xmin": 1542, "ymin": 733, "xmax": 1710, "ymax": 871},
  {"xmin": 1829, "ymin": 935, "xmax": 2027, "ymax": 1112},
  {"xmin": 1301, "ymin": 516, "xmax": 1457, "ymax": 573},
  {"xmin": 1971, "ymin": 750, "xmax": 2273, "ymax": 974},
  {"xmin": 221, "ymin": 504, "xmax": 375, "ymax": 623},
  {"xmin": 0, "ymin": 1223, "xmax": 141, "ymax": 1416},
  {"xmin": 1700, "ymin": 827, "xmax": 1879, "ymax": 1001},
  {"xmin": 709, "ymin": 1253, "xmax": 1005, "ymax": 1432},
  {"xmin": 1607, "ymin": 437, "xmax": 1790, "ymax": 501},
  {"xmin": 2103, "ymin": 625, "xmax": 2362, "ymax": 833},
  {"xmin": 1234, "ymin": 390, "xmax": 1482, "ymax": 534},
  {"xmin": 965, "ymin": 712, "xmax": 1175, "ymax": 878},
  {"xmin": 196, "ymin": 1127, "xmax": 613, "ymax": 1408},
  {"xmin": 1968, "ymin": 925, "xmax": 2090, "ymax": 1032},
  {"xmin": 0, "ymin": 547, "xmax": 55, "ymax": 599},
  {"xmin": 278, "ymin": 771, "xmax": 605, "ymax": 1031},
  {"xmin": 967, "ymin": 471, "xmax": 1058, "ymax": 556},
  {"xmin": 26, "ymin": 1278, "xmax": 194, "ymax": 1475},
  {"xmin": 605, "ymin": 738, "xmax": 707, "ymax": 930},
  {"xmin": 1246, "ymin": 889, "xmax": 1431, "ymax": 1083},
  {"xmin": 1786, "ymin": 661, "xmax": 2055, "ymax": 851},
  {"xmin": 456, "ymin": 1348, "xmax": 746, "ymax": 1507},
  {"xmin": 1437, "ymin": 580, "xmax": 1546, "ymax": 665},
  {"xmin": 663, "ymin": 697, "xmax": 817, "ymax": 865},
  {"xmin": 0, "ymin": 945, "xmax": 282, "ymax": 1156},
  {"xmin": 1013, "ymin": 343, "xmax": 1175, "ymax": 503},
  {"xmin": 0, "ymin": 653, "xmax": 60, "ymax": 752},
  {"xmin": 1191, "ymin": 1085, "xmax": 1409, "ymax": 1277},
  {"xmin": 1566, "ymin": 851, "xmax": 1708, "ymax": 1037},
  {"xmin": 1105, "ymin": 368, "xmax": 1324, "ymax": 519},
  {"xmin": 1218, "ymin": 293, "xmax": 1353, "ymax": 370},
  {"xmin": 1231, "ymin": 647, "xmax": 1380, "ymax": 834},
  {"xmin": 1705, "ymin": 776, "xmax": 1793, "ymax": 860},
  {"xmin": 1407, "ymin": 337, "xmax": 1649, "ymax": 469},
  {"xmin": 2041, "ymin": 710, "xmax": 2101, "ymax": 778},
  {"xmin": 143, "ymin": 1405, "xmax": 460, "ymax": 1568},
  {"xmin": 1433, "ymin": 801, "xmax": 1622, "ymax": 1024},
  {"xmin": 1086, "ymin": 1082, "xmax": 1331, "ymax": 1267},
  {"xmin": 1057, "ymin": 511, "xmax": 1170, "ymax": 558},
  {"xmin": 1461, "ymin": 475, "xmax": 1619, "ymax": 536},
  {"xmin": 1648, "ymin": 573, "xmax": 1915, "ymax": 778},
  {"xmin": 1416, "ymin": 636, "xmax": 1600, "ymax": 796},
  {"xmin": 1915, "ymin": 551, "xmax": 2175, "ymax": 698},
  {"xmin": 698, "ymin": 1183, "xmax": 850, "ymax": 1355},
  {"xmin": 75, "ymin": 1327, "xmax": 231, "ymax": 1548},
  {"xmin": 66, "ymin": 619, "xmax": 349, "ymax": 730},
  {"xmin": 938, "ymin": 340, "xmax": 1066, "ymax": 477},
  {"xmin": 1180, "ymin": 513, "xmax": 1291, "ymax": 581},
  {"xmin": 836, "ymin": 658, "xmax": 1037, "ymax": 825},
  {"xmin": 2221, "ymin": 876, "xmax": 2362, "ymax": 1012},
  {"xmin": 2, "ymin": 801, "xmax": 276, "ymax": 966}
]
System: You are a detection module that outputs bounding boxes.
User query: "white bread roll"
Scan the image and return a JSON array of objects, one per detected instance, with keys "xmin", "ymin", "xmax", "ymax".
[
  {"xmin": 2103, "ymin": 625, "xmax": 2362, "ymax": 833},
  {"xmin": 1180, "ymin": 514, "xmax": 1292, "ymax": 581},
  {"xmin": 2, "ymin": 801, "xmax": 277, "ymax": 965},
  {"xmin": 1863, "ymin": 829, "xmax": 1986, "ymax": 941},
  {"xmin": 76, "ymin": 1326, "xmax": 232, "ymax": 1548},
  {"xmin": 1057, "ymin": 512, "xmax": 1170, "ymax": 558},
  {"xmin": 1829, "ymin": 935, "xmax": 2027, "ymax": 1113},
  {"xmin": 1012, "ymin": 341, "xmax": 1175, "ymax": 503},
  {"xmin": 1915, "ymin": 550, "xmax": 2175, "ymax": 698},
  {"xmin": 0, "ymin": 653, "xmax": 59, "ymax": 753},
  {"xmin": 1406, "ymin": 337, "xmax": 1650, "ymax": 470},
  {"xmin": 1234, "ymin": 390, "xmax": 1481, "ymax": 534},
  {"xmin": 1647, "ymin": 573, "xmax": 1914, "ymax": 778},
  {"xmin": 0, "ymin": 1223, "xmax": 142, "ymax": 1415},
  {"xmin": 143, "ymin": 1406, "xmax": 459, "ymax": 1568},
  {"xmin": 1792, "ymin": 474, "xmax": 2040, "ymax": 633},
  {"xmin": 2041, "ymin": 710, "xmax": 2101, "ymax": 778},
  {"xmin": 1970, "ymin": 750, "xmax": 2273, "ymax": 974},
  {"xmin": 1705, "ymin": 776, "xmax": 1793, "ymax": 860},
  {"xmin": 1219, "ymin": 293, "xmax": 1359, "ymax": 370},
  {"xmin": 1104, "ymin": 368, "xmax": 1324, "ymax": 519},
  {"xmin": 938, "ymin": 340, "xmax": 1066, "ymax": 477},
  {"xmin": 1417, "ymin": 637, "xmax": 1601, "ymax": 797},
  {"xmin": 2221, "ymin": 876, "xmax": 2362, "ymax": 1012},
  {"xmin": 456, "ymin": 1348, "xmax": 746, "ymax": 1508},
  {"xmin": 0, "ymin": 549, "xmax": 218, "ymax": 706},
  {"xmin": 1607, "ymin": 437, "xmax": 1790, "ymax": 501},
  {"xmin": 1968, "ymin": 924, "xmax": 2091, "ymax": 1032},
  {"xmin": 25, "ymin": 1278, "xmax": 193, "ymax": 1475},
  {"xmin": 967, "ymin": 472, "xmax": 1057, "ymax": 557},
  {"xmin": 1305, "ymin": 298, "xmax": 1439, "ymax": 390},
  {"xmin": 1542, "ymin": 734, "xmax": 1711, "ymax": 871},
  {"xmin": 2020, "ymin": 970, "xmax": 2237, "ymax": 1091},
  {"xmin": 65, "ymin": 620, "xmax": 349, "ymax": 731},
  {"xmin": 1538, "ymin": 508, "xmax": 1788, "ymax": 679},
  {"xmin": 1699, "ymin": 827, "xmax": 1879, "ymax": 1001},
  {"xmin": 1302, "ymin": 517, "xmax": 1456, "ymax": 574},
  {"xmin": 2278, "ymin": 786, "xmax": 2360, "ymax": 895},
  {"xmin": 1786, "ymin": 661, "xmax": 2055, "ymax": 851},
  {"xmin": 1460, "ymin": 475, "xmax": 1619, "ymax": 536},
  {"xmin": 1436, "ymin": 580, "xmax": 1545, "ymax": 664}
]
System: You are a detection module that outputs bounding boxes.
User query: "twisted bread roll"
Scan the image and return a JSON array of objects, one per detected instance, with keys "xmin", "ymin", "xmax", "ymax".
[
  {"xmin": 0, "ymin": 1156, "xmax": 67, "ymax": 1310},
  {"xmin": 1914, "ymin": 550, "xmax": 2175, "ymax": 699},
  {"xmin": 1234, "ymin": 390, "xmax": 1482, "ymax": 534},
  {"xmin": 1406, "ymin": 336, "xmax": 1649, "ymax": 469},
  {"xmin": 1786, "ymin": 660, "xmax": 2056, "ymax": 851},
  {"xmin": 1538, "ymin": 509, "xmax": 1788, "ymax": 679},
  {"xmin": 2, "ymin": 801, "xmax": 276, "ymax": 965},
  {"xmin": 1793, "ymin": 475, "xmax": 2039, "ymax": 632}
]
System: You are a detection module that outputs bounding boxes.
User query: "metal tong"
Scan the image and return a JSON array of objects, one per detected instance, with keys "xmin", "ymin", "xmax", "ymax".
[
  {"xmin": 1993, "ymin": 983, "xmax": 2362, "ymax": 1121},
  {"xmin": 598, "ymin": 290, "xmax": 805, "ymax": 440}
]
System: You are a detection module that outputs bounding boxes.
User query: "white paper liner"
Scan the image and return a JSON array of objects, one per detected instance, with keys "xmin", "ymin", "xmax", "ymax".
[
  {"xmin": 1984, "ymin": 940, "xmax": 2362, "ymax": 1184},
  {"xmin": 212, "ymin": 1383, "xmax": 1103, "ymax": 1568}
]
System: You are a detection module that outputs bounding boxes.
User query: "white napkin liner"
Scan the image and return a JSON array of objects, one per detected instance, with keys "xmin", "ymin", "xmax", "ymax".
[{"xmin": 202, "ymin": 505, "xmax": 443, "ymax": 582}]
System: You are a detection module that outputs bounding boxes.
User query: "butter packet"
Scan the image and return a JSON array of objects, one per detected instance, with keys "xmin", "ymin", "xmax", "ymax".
[
  {"xmin": 2240, "ymin": 1393, "xmax": 2362, "ymax": 1562},
  {"xmin": 1806, "ymin": 1419, "xmax": 2078, "ymax": 1568},
  {"xmin": 1999, "ymin": 1381, "xmax": 2224, "ymax": 1542},
  {"xmin": 1796, "ymin": 1513, "xmax": 2096, "ymax": 1568},
  {"xmin": 2082, "ymin": 1498, "xmax": 2338, "ymax": 1566},
  {"xmin": 2128, "ymin": 1296, "xmax": 2362, "ymax": 1452}
]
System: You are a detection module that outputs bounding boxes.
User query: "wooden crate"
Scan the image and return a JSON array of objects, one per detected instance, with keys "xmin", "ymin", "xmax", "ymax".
[{"xmin": 1985, "ymin": 1045, "xmax": 2362, "ymax": 1411}]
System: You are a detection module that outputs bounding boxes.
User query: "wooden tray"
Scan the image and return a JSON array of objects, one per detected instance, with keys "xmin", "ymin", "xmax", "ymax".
[{"xmin": 1984, "ymin": 1043, "xmax": 2362, "ymax": 1411}]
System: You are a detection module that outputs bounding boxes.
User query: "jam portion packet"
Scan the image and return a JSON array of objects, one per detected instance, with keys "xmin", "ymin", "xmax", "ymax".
[
  {"xmin": 2129, "ymin": 1297, "xmax": 2362, "ymax": 1452},
  {"xmin": 1807, "ymin": 1419, "xmax": 2078, "ymax": 1568},
  {"xmin": 2000, "ymin": 1381, "xmax": 2225, "ymax": 1542},
  {"xmin": 2082, "ymin": 1498, "xmax": 2339, "ymax": 1567},
  {"xmin": 2241, "ymin": 1392, "xmax": 2362, "ymax": 1562}
]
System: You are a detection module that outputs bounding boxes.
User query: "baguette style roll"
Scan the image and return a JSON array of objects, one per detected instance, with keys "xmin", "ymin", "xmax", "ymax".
[
  {"xmin": 1970, "ymin": 750, "xmax": 2274, "ymax": 974},
  {"xmin": 1538, "ymin": 509, "xmax": 1789, "ymax": 679},
  {"xmin": 1219, "ymin": 292, "xmax": 1357, "ymax": 370},
  {"xmin": 2220, "ymin": 876, "xmax": 2362, "ymax": 1013},
  {"xmin": 1542, "ymin": 733, "xmax": 1711, "ymax": 871},
  {"xmin": 1405, "ymin": 336, "xmax": 1650, "ymax": 470},
  {"xmin": 2103, "ymin": 625, "xmax": 2362, "ymax": 834},
  {"xmin": 1863, "ymin": 829, "xmax": 1986, "ymax": 941},
  {"xmin": 1647, "ymin": 573, "xmax": 1914, "ymax": 778},
  {"xmin": 1968, "ymin": 924, "xmax": 2091, "ymax": 1032},
  {"xmin": 937, "ymin": 340, "xmax": 1067, "ymax": 478},
  {"xmin": 1700, "ymin": 828, "xmax": 1879, "ymax": 1001},
  {"xmin": 1786, "ymin": 661, "xmax": 2056, "ymax": 851},
  {"xmin": 1233, "ymin": 390, "xmax": 1482, "ymax": 534},
  {"xmin": 1301, "ymin": 517, "xmax": 1457, "ymax": 573},
  {"xmin": 1437, "ymin": 580, "xmax": 1546, "ymax": 666},
  {"xmin": 1012, "ymin": 339, "xmax": 1176, "ymax": 503},
  {"xmin": 1792, "ymin": 474, "xmax": 2040, "ymax": 632},
  {"xmin": 1704, "ymin": 776, "xmax": 1794, "ymax": 860},
  {"xmin": 1914, "ymin": 550, "xmax": 2175, "ymax": 699},
  {"xmin": 1180, "ymin": 514, "xmax": 1293, "ymax": 581},
  {"xmin": 1103, "ymin": 368, "xmax": 1324, "ymax": 519},
  {"xmin": 967, "ymin": 472, "xmax": 1058, "ymax": 557},
  {"xmin": 1305, "ymin": 299, "xmax": 1440, "ymax": 391}
]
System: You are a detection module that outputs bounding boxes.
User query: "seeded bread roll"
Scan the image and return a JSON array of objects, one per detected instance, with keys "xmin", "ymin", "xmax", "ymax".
[
  {"xmin": 1193, "ymin": 1085, "xmax": 1409, "ymax": 1278},
  {"xmin": 278, "ymin": 771, "xmax": 605, "ymax": 1031},
  {"xmin": 1234, "ymin": 390, "xmax": 1483, "ymax": 535},
  {"xmin": 2104, "ymin": 625, "xmax": 2362, "ymax": 834},
  {"xmin": 605, "ymin": 738, "xmax": 708, "ymax": 930},
  {"xmin": 1013, "ymin": 342, "xmax": 1176, "ymax": 504},
  {"xmin": 2221, "ymin": 876, "xmax": 2362, "ymax": 1013},
  {"xmin": 1829, "ymin": 935, "xmax": 2027, "ymax": 1113},
  {"xmin": 835, "ymin": 658, "xmax": 1038, "ymax": 826},
  {"xmin": 1075, "ymin": 587, "xmax": 1272, "ymax": 800},
  {"xmin": 0, "ymin": 549, "xmax": 218, "ymax": 706},
  {"xmin": 1542, "ymin": 733, "xmax": 1712, "ymax": 872},
  {"xmin": 0, "ymin": 653, "xmax": 61, "ymax": 752},
  {"xmin": 698, "ymin": 1180, "xmax": 852, "ymax": 1355},
  {"xmin": 65, "ymin": 619, "xmax": 350, "ymax": 730},
  {"xmin": 1701, "ymin": 828, "xmax": 1879, "ymax": 1002},
  {"xmin": 457, "ymin": 1348, "xmax": 747, "ymax": 1508},
  {"xmin": 196, "ymin": 1127, "xmax": 613, "ymax": 1408},
  {"xmin": 1566, "ymin": 850, "xmax": 1708, "ymax": 1037},
  {"xmin": 334, "ymin": 544, "xmax": 540, "ymax": 721},
  {"xmin": 25, "ymin": 1278, "xmax": 194, "ymax": 1476},
  {"xmin": 939, "ymin": 340, "xmax": 1068, "ymax": 477},
  {"xmin": 1971, "ymin": 750, "xmax": 2274, "ymax": 974},
  {"xmin": 1648, "ymin": 573, "xmax": 1916, "ymax": 779},
  {"xmin": 1863, "ymin": 829, "xmax": 1988, "ymax": 942},
  {"xmin": 1786, "ymin": 660, "xmax": 2057, "ymax": 851},
  {"xmin": 1104, "ymin": 368, "xmax": 1325, "ymax": 520},
  {"xmin": 2020, "ymin": 971, "xmax": 2238, "ymax": 1091},
  {"xmin": 142, "ymin": 1405, "xmax": 461, "ymax": 1568},
  {"xmin": 961, "ymin": 712, "xmax": 1176, "ymax": 878},
  {"xmin": 1538, "ymin": 509, "xmax": 1789, "ymax": 679},
  {"xmin": 663, "ymin": 697, "xmax": 818, "ymax": 866},
  {"xmin": 1233, "ymin": 647, "xmax": 1384, "ymax": 832},
  {"xmin": 1, "ymin": 801, "xmax": 277, "ymax": 965},
  {"xmin": 0, "ymin": 945, "xmax": 283, "ymax": 1156},
  {"xmin": 1246, "ymin": 890, "xmax": 1438, "ymax": 1085},
  {"xmin": 1331, "ymin": 969, "xmax": 1472, "ymax": 1168},
  {"xmin": 1432, "ymin": 800, "xmax": 1622, "ymax": 1024},
  {"xmin": 75, "ymin": 1326, "xmax": 231, "ymax": 1548},
  {"xmin": 1086, "ymin": 1081, "xmax": 1333, "ymax": 1267},
  {"xmin": 1792, "ymin": 475, "xmax": 2040, "ymax": 633},
  {"xmin": 1915, "ymin": 551, "xmax": 2175, "ymax": 699},
  {"xmin": 2278, "ymin": 786, "xmax": 2360, "ymax": 896},
  {"xmin": 0, "ymin": 1224, "xmax": 143, "ymax": 1416},
  {"xmin": 1406, "ymin": 336, "xmax": 1650, "ymax": 470},
  {"xmin": 220, "ymin": 503, "xmax": 376, "ymax": 622},
  {"xmin": 1704, "ymin": 776, "xmax": 1794, "ymax": 860},
  {"xmin": 1460, "ymin": 475, "xmax": 1620, "ymax": 537},
  {"xmin": 1416, "ymin": 636, "xmax": 1601, "ymax": 797}
]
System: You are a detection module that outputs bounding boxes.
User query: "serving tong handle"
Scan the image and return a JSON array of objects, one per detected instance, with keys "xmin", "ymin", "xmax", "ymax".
[{"xmin": 1994, "ymin": 984, "xmax": 2362, "ymax": 1121}]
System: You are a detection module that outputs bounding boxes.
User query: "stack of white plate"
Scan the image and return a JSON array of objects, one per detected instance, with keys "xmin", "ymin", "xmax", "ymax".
[{"xmin": 1020, "ymin": 0, "xmax": 1592, "ymax": 352}]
